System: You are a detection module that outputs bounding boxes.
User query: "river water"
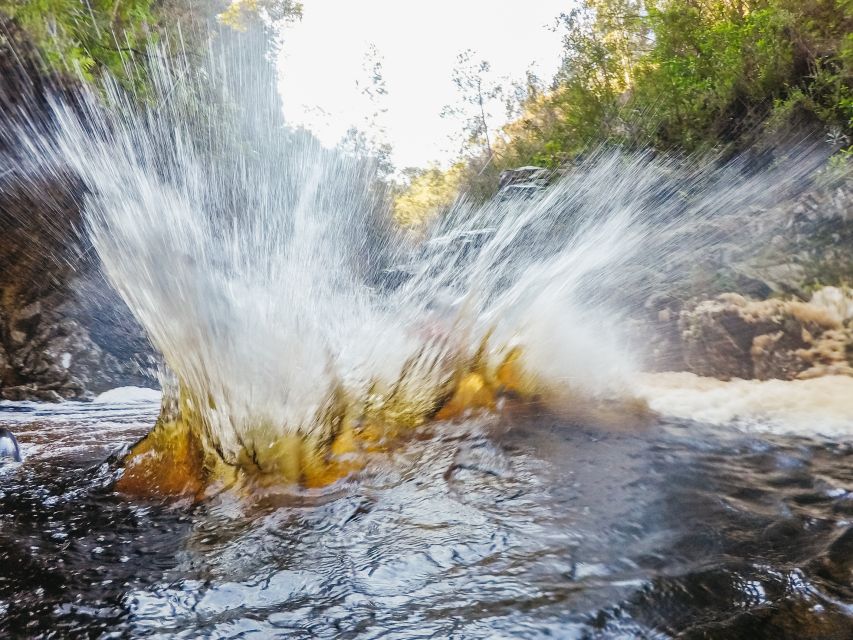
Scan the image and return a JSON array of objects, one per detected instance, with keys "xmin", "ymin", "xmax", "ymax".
[{"xmin": 0, "ymin": 381, "xmax": 851, "ymax": 639}]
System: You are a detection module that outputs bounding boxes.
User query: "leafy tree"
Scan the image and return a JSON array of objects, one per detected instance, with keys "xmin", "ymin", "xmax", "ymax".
[
  {"xmin": 339, "ymin": 44, "xmax": 394, "ymax": 178},
  {"xmin": 0, "ymin": 0, "xmax": 302, "ymax": 86},
  {"xmin": 0, "ymin": 0, "xmax": 158, "ymax": 81},
  {"xmin": 631, "ymin": 1, "xmax": 797, "ymax": 148},
  {"xmin": 441, "ymin": 50, "xmax": 505, "ymax": 160},
  {"xmin": 217, "ymin": 0, "xmax": 302, "ymax": 31},
  {"xmin": 393, "ymin": 164, "xmax": 469, "ymax": 227},
  {"xmin": 408, "ymin": 0, "xmax": 852, "ymax": 216}
]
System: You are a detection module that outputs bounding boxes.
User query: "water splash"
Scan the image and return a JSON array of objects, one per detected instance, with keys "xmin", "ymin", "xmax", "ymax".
[{"xmin": 1, "ymin": 30, "xmax": 837, "ymax": 491}]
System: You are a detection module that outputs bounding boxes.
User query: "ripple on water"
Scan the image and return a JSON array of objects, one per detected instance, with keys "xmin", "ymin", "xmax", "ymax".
[{"xmin": 0, "ymin": 401, "xmax": 851, "ymax": 638}]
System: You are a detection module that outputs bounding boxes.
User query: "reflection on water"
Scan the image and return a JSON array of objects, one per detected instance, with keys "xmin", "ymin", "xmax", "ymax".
[{"xmin": 0, "ymin": 397, "xmax": 851, "ymax": 639}]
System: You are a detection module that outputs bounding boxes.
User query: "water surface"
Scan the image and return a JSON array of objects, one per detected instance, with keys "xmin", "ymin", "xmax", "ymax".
[{"xmin": 0, "ymin": 394, "xmax": 851, "ymax": 639}]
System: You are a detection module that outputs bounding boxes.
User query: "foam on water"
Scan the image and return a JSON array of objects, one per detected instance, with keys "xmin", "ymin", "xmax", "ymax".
[
  {"xmin": 0, "ymin": 398, "xmax": 157, "ymax": 462},
  {"xmin": 94, "ymin": 387, "xmax": 163, "ymax": 404},
  {"xmin": 636, "ymin": 372, "xmax": 853, "ymax": 437}
]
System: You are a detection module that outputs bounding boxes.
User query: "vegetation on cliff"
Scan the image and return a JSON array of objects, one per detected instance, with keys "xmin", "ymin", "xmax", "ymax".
[
  {"xmin": 395, "ymin": 0, "xmax": 853, "ymax": 224},
  {"xmin": 0, "ymin": 0, "xmax": 301, "ymax": 85}
]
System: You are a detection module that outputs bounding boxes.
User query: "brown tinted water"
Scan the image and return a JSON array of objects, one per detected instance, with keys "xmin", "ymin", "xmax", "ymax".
[{"xmin": 0, "ymin": 397, "xmax": 851, "ymax": 639}]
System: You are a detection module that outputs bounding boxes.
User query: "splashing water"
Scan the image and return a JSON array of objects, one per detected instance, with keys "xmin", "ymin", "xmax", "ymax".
[{"xmin": 2, "ymin": 31, "xmax": 835, "ymax": 491}]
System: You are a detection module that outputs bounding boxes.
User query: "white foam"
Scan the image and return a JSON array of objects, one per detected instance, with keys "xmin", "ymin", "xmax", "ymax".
[
  {"xmin": 93, "ymin": 387, "xmax": 162, "ymax": 404},
  {"xmin": 636, "ymin": 372, "xmax": 853, "ymax": 437}
]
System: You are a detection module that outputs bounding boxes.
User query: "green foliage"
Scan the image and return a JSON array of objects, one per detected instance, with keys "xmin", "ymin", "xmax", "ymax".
[
  {"xmin": 0, "ymin": 0, "xmax": 158, "ymax": 82},
  {"xmin": 217, "ymin": 0, "xmax": 302, "ymax": 31},
  {"xmin": 393, "ymin": 164, "xmax": 468, "ymax": 227},
  {"xmin": 633, "ymin": 4, "xmax": 794, "ymax": 148},
  {"xmin": 0, "ymin": 1, "xmax": 303, "ymax": 89},
  {"xmin": 425, "ymin": 0, "xmax": 853, "ymax": 210}
]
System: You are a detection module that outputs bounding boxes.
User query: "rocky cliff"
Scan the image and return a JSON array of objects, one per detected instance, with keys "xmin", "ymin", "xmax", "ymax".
[
  {"xmin": 0, "ymin": 18, "xmax": 156, "ymax": 401},
  {"xmin": 500, "ymin": 164, "xmax": 853, "ymax": 381},
  {"xmin": 679, "ymin": 288, "xmax": 853, "ymax": 381},
  {"xmin": 642, "ymin": 176, "xmax": 853, "ymax": 379}
]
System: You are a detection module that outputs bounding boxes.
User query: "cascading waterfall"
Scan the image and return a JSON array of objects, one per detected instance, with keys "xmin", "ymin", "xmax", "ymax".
[{"xmin": 2, "ymin": 30, "xmax": 836, "ymax": 495}]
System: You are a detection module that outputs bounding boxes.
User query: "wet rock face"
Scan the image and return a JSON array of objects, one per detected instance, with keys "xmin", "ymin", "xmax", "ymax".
[
  {"xmin": 0, "ymin": 288, "xmax": 157, "ymax": 401},
  {"xmin": 0, "ymin": 19, "xmax": 157, "ymax": 402},
  {"xmin": 498, "ymin": 166, "xmax": 549, "ymax": 198},
  {"xmin": 636, "ymin": 175, "xmax": 853, "ymax": 378},
  {"xmin": 0, "ymin": 330, "xmax": 8, "ymax": 383},
  {"xmin": 707, "ymin": 180, "xmax": 853, "ymax": 298},
  {"xmin": 679, "ymin": 288, "xmax": 853, "ymax": 380}
]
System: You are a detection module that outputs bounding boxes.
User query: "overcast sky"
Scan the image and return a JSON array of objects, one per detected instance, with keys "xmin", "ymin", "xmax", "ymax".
[{"xmin": 276, "ymin": 0, "xmax": 567, "ymax": 169}]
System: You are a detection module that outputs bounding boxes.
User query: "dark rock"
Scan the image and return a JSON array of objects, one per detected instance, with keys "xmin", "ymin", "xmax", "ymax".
[
  {"xmin": 498, "ymin": 165, "xmax": 549, "ymax": 190},
  {"xmin": 678, "ymin": 289, "xmax": 853, "ymax": 380},
  {"xmin": 0, "ymin": 428, "xmax": 21, "ymax": 461},
  {"xmin": 0, "ymin": 295, "xmax": 157, "ymax": 400},
  {"xmin": 498, "ymin": 166, "xmax": 549, "ymax": 199},
  {"xmin": 0, "ymin": 19, "xmax": 158, "ymax": 402},
  {"xmin": 680, "ymin": 296, "xmax": 757, "ymax": 379}
]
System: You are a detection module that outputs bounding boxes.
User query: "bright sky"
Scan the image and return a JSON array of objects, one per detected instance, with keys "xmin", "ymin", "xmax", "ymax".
[{"xmin": 277, "ymin": 0, "xmax": 568, "ymax": 169}]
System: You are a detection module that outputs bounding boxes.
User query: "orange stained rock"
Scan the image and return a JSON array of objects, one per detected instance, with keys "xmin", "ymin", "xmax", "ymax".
[
  {"xmin": 434, "ymin": 372, "xmax": 496, "ymax": 420},
  {"xmin": 115, "ymin": 419, "xmax": 207, "ymax": 499},
  {"xmin": 495, "ymin": 347, "xmax": 532, "ymax": 394},
  {"xmin": 115, "ymin": 350, "xmax": 536, "ymax": 498}
]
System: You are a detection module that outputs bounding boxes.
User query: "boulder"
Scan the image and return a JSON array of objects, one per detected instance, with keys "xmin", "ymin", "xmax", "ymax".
[
  {"xmin": 0, "ymin": 295, "xmax": 157, "ymax": 401},
  {"xmin": 679, "ymin": 287, "xmax": 853, "ymax": 380},
  {"xmin": 498, "ymin": 166, "xmax": 549, "ymax": 199}
]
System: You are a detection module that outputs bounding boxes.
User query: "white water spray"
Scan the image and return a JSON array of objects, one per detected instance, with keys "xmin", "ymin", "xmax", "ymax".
[{"xmin": 1, "ymin": 31, "xmax": 837, "ymax": 471}]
